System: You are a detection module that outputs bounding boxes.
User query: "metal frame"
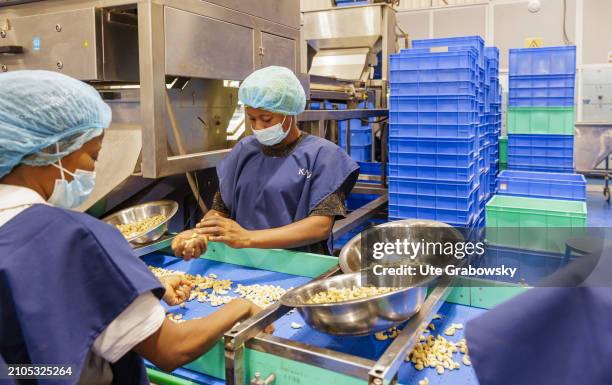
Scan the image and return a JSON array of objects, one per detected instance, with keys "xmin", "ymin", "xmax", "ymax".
[
  {"xmin": 333, "ymin": 194, "xmax": 387, "ymax": 239},
  {"xmin": 224, "ymin": 272, "xmax": 453, "ymax": 385}
]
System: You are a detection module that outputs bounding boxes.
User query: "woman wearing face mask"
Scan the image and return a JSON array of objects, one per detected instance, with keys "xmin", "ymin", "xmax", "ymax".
[
  {"xmin": 0, "ymin": 71, "xmax": 268, "ymax": 385},
  {"xmin": 172, "ymin": 66, "xmax": 360, "ymax": 259}
]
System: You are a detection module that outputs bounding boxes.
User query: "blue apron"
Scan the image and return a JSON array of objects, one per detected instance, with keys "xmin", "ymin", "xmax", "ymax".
[
  {"xmin": 0, "ymin": 205, "xmax": 164, "ymax": 385},
  {"xmin": 218, "ymin": 135, "xmax": 359, "ymax": 251},
  {"xmin": 0, "ymin": 355, "xmax": 16, "ymax": 385},
  {"xmin": 465, "ymin": 249, "xmax": 612, "ymax": 385}
]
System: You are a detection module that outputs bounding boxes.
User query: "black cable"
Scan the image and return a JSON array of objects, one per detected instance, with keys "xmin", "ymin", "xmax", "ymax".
[{"xmin": 182, "ymin": 171, "xmax": 202, "ymax": 230}]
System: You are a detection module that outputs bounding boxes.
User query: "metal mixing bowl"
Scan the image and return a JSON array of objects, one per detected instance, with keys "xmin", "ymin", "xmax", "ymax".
[
  {"xmin": 339, "ymin": 219, "xmax": 465, "ymax": 274},
  {"xmin": 280, "ymin": 271, "xmax": 434, "ymax": 335},
  {"xmin": 102, "ymin": 200, "xmax": 178, "ymax": 244}
]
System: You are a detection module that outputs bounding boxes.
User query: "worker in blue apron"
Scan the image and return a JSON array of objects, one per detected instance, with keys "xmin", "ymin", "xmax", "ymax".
[
  {"xmin": 0, "ymin": 71, "xmax": 267, "ymax": 385},
  {"xmin": 465, "ymin": 249, "xmax": 612, "ymax": 385},
  {"xmin": 172, "ymin": 66, "xmax": 360, "ymax": 259}
]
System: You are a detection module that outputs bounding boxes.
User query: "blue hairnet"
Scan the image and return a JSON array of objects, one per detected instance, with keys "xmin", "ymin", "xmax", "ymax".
[
  {"xmin": 238, "ymin": 66, "xmax": 306, "ymax": 116},
  {"xmin": 0, "ymin": 70, "xmax": 111, "ymax": 178}
]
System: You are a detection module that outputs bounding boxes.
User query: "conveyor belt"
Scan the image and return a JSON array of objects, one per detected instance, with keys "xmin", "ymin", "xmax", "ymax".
[
  {"xmin": 143, "ymin": 253, "xmax": 312, "ymax": 321},
  {"xmin": 144, "ymin": 253, "xmax": 487, "ymax": 385}
]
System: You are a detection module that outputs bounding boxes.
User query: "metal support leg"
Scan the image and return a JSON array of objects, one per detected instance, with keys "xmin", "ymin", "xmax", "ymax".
[
  {"xmin": 318, "ymin": 119, "xmax": 325, "ymax": 138},
  {"xmin": 368, "ymin": 282, "xmax": 453, "ymax": 385},
  {"xmin": 346, "ymin": 118, "xmax": 351, "ymax": 157}
]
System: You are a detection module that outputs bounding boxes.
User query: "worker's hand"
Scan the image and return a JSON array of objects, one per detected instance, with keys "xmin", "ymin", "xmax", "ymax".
[
  {"xmin": 231, "ymin": 298, "xmax": 275, "ymax": 334},
  {"xmin": 195, "ymin": 217, "xmax": 253, "ymax": 249},
  {"xmin": 160, "ymin": 275, "xmax": 194, "ymax": 306},
  {"xmin": 171, "ymin": 230, "xmax": 208, "ymax": 260}
]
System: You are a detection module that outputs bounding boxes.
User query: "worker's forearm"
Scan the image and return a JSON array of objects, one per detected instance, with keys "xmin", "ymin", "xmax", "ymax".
[
  {"xmin": 248, "ymin": 216, "xmax": 332, "ymax": 249},
  {"xmin": 136, "ymin": 300, "xmax": 250, "ymax": 371},
  {"xmin": 170, "ymin": 300, "xmax": 249, "ymax": 366}
]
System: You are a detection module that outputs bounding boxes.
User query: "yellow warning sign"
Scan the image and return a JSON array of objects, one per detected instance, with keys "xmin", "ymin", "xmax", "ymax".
[{"xmin": 524, "ymin": 38, "xmax": 543, "ymax": 48}]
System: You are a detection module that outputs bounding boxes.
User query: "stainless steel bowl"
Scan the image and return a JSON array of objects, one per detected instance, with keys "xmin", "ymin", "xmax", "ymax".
[
  {"xmin": 339, "ymin": 219, "xmax": 464, "ymax": 274},
  {"xmin": 280, "ymin": 272, "xmax": 433, "ymax": 335},
  {"xmin": 102, "ymin": 200, "xmax": 179, "ymax": 244}
]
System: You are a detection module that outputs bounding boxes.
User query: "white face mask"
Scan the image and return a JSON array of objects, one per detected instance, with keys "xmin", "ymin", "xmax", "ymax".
[
  {"xmin": 252, "ymin": 115, "xmax": 292, "ymax": 146},
  {"xmin": 47, "ymin": 151, "xmax": 96, "ymax": 210}
]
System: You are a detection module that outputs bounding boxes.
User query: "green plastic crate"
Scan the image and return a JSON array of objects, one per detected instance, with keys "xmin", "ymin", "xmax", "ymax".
[
  {"xmin": 507, "ymin": 107, "xmax": 575, "ymax": 135},
  {"xmin": 485, "ymin": 195, "xmax": 587, "ymax": 253},
  {"xmin": 499, "ymin": 136, "xmax": 508, "ymax": 165}
]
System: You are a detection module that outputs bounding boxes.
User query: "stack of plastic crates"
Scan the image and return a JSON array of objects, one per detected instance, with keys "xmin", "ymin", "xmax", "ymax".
[
  {"xmin": 319, "ymin": 101, "xmax": 373, "ymax": 162},
  {"xmin": 485, "ymin": 47, "xmax": 502, "ymax": 198},
  {"xmin": 507, "ymin": 46, "xmax": 576, "ymax": 173},
  {"xmin": 388, "ymin": 37, "xmax": 484, "ymax": 228}
]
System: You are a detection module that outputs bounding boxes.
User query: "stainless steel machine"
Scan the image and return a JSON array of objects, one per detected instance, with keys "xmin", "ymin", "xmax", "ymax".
[
  {"xmin": 0, "ymin": 0, "xmax": 303, "ymax": 212},
  {"xmin": 298, "ymin": 0, "xmax": 400, "ymax": 237},
  {"xmin": 302, "ymin": 0, "xmax": 397, "ymax": 94}
]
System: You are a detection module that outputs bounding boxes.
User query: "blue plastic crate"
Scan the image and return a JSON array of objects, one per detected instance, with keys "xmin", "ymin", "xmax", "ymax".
[
  {"xmin": 412, "ymin": 36, "xmax": 485, "ymax": 68},
  {"xmin": 390, "ymin": 81, "xmax": 478, "ymax": 97},
  {"xmin": 389, "ymin": 96, "xmax": 478, "ymax": 112},
  {"xmin": 509, "ymin": 96, "xmax": 574, "ymax": 107},
  {"xmin": 509, "ymin": 164, "xmax": 574, "ymax": 173},
  {"xmin": 508, "ymin": 154, "xmax": 574, "ymax": 169},
  {"xmin": 388, "ymin": 204, "xmax": 476, "ymax": 227},
  {"xmin": 387, "ymin": 162, "xmax": 477, "ymax": 181},
  {"xmin": 486, "ymin": 130, "xmax": 500, "ymax": 143},
  {"xmin": 482, "ymin": 146, "xmax": 491, "ymax": 167},
  {"xmin": 345, "ymin": 144, "xmax": 371, "ymax": 162},
  {"xmin": 389, "ymin": 111, "xmax": 478, "ymax": 125},
  {"xmin": 509, "ymin": 46, "xmax": 576, "ymax": 76},
  {"xmin": 510, "ymin": 74, "xmax": 575, "ymax": 89},
  {"xmin": 477, "ymin": 123, "xmax": 488, "ymax": 137},
  {"xmin": 487, "ymin": 82, "xmax": 500, "ymax": 101},
  {"xmin": 485, "ymin": 47, "xmax": 500, "ymax": 62},
  {"xmin": 496, "ymin": 170, "xmax": 586, "ymax": 201},
  {"xmin": 390, "ymin": 68, "xmax": 478, "ymax": 83},
  {"xmin": 479, "ymin": 188, "xmax": 488, "ymax": 209},
  {"xmin": 508, "ymin": 144, "xmax": 573, "ymax": 158},
  {"xmin": 339, "ymin": 118, "xmax": 367, "ymax": 130},
  {"xmin": 339, "ymin": 129, "xmax": 372, "ymax": 146},
  {"xmin": 389, "ymin": 152, "xmax": 475, "ymax": 168},
  {"xmin": 479, "ymin": 135, "xmax": 488, "ymax": 151},
  {"xmin": 388, "ymin": 177, "xmax": 477, "ymax": 197},
  {"xmin": 479, "ymin": 246, "xmax": 577, "ymax": 284},
  {"xmin": 509, "ymin": 75, "xmax": 575, "ymax": 106},
  {"xmin": 390, "ymin": 49, "xmax": 478, "ymax": 71},
  {"xmin": 388, "ymin": 136, "xmax": 477, "ymax": 155},
  {"xmin": 389, "ymin": 123, "xmax": 477, "ymax": 138},
  {"xmin": 346, "ymin": 193, "xmax": 379, "ymax": 210},
  {"xmin": 358, "ymin": 161, "xmax": 382, "ymax": 176},
  {"xmin": 489, "ymin": 151, "xmax": 499, "ymax": 164},
  {"xmin": 389, "ymin": 187, "xmax": 478, "ymax": 211},
  {"xmin": 508, "ymin": 134, "xmax": 574, "ymax": 148}
]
